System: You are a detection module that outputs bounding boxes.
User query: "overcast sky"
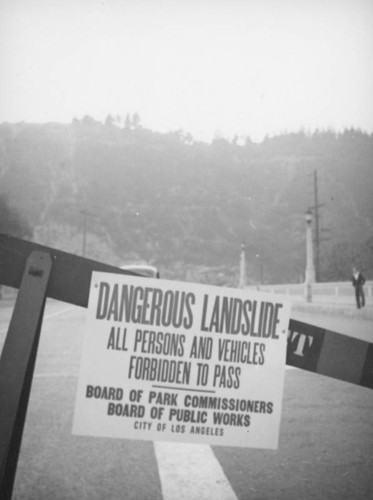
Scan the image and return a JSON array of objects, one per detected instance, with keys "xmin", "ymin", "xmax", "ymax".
[{"xmin": 1, "ymin": 0, "xmax": 372, "ymax": 142}]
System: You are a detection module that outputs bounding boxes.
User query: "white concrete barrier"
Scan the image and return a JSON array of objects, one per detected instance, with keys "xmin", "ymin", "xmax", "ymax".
[
  {"xmin": 0, "ymin": 286, "xmax": 17, "ymax": 300},
  {"xmin": 247, "ymin": 281, "xmax": 373, "ymax": 305}
]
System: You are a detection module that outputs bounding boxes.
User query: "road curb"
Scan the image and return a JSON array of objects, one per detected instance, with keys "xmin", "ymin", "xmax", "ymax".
[{"xmin": 292, "ymin": 302, "xmax": 373, "ymax": 322}]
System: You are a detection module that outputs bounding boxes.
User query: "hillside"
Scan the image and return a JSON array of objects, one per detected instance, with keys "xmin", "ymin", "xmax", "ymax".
[{"xmin": 1, "ymin": 117, "xmax": 372, "ymax": 284}]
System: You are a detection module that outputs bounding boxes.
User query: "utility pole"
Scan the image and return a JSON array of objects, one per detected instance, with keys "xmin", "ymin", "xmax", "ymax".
[{"xmin": 314, "ymin": 170, "xmax": 320, "ymax": 281}]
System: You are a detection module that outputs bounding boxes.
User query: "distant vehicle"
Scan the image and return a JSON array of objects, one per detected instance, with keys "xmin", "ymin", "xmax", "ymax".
[{"xmin": 120, "ymin": 264, "xmax": 160, "ymax": 279}]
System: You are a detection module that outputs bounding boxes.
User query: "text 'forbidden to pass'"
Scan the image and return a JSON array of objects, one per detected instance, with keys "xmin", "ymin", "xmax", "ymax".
[{"xmin": 72, "ymin": 273, "xmax": 292, "ymax": 449}]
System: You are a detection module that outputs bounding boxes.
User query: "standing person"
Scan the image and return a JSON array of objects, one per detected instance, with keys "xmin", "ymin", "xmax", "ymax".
[{"xmin": 351, "ymin": 266, "xmax": 366, "ymax": 309}]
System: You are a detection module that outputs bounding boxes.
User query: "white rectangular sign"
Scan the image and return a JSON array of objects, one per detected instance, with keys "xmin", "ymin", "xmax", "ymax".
[{"xmin": 73, "ymin": 273, "xmax": 291, "ymax": 449}]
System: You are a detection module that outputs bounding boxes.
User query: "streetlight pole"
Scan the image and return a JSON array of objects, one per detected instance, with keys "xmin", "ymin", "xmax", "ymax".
[
  {"xmin": 304, "ymin": 210, "xmax": 316, "ymax": 302},
  {"xmin": 82, "ymin": 214, "xmax": 87, "ymax": 257},
  {"xmin": 239, "ymin": 243, "xmax": 246, "ymax": 289},
  {"xmin": 255, "ymin": 254, "xmax": 263, "ymax": 285},
  {"xmin": 80, "ymin": 208, "xmax": 95, "ymax": 258}
]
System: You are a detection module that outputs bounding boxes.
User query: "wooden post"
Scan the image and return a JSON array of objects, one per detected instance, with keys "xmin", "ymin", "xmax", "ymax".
[{"xmin": 0, "ymin": 251, "xmax": 52, "ymax": 500}]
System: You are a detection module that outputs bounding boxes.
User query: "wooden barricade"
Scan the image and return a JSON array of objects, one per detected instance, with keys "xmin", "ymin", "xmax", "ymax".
[{"xmin": 0, "ymin": 233, "xmax": 372, "ymax": 499}]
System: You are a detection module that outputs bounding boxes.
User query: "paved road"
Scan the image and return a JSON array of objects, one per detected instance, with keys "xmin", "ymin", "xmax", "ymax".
[
  {"xmin": 291, "ymin": 308, "xmax": 373, "ymax": 342},
  {"xmin": 1, "ymin": 300, "xmax": 373, "ymax": 500}
]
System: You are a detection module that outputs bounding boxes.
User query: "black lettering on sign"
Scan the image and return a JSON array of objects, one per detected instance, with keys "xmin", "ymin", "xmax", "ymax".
[
  {"xmin": 95, "ymin": 282, "xmax": 196, "ymax": 328},
  {"xmin": 200, "ymin": 294, "xmax": 282, "ymax": 338},
  {"xmin": 287, "ymin": 319, "xmax": 325, "ymax": 372},
  {"xmin": 107, "ymin": 326, "xmax": 129, "ymax": 351},
  {"xmin": 86, "ymin": 385, "xmax": 123, "ymax": 400}
]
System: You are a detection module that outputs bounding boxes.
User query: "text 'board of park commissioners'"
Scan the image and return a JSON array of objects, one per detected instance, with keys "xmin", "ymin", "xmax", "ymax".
[{"xmin": 72, "ymin": 273, "xmax": 292, "ymax": 449}]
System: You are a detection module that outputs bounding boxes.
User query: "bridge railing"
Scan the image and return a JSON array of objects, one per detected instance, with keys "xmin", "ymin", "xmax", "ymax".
[{"xmin": 247, "ymin": 281, "xmax": 373, "ymax": 305}]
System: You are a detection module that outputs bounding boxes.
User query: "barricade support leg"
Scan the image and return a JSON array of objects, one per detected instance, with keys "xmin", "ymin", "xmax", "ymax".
[{"xmin": 0, "ymin": 251, "xmax": 52, "ymax": 500}]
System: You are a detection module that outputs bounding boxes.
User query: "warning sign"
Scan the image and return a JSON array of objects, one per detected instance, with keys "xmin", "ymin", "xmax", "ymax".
[{"xmin": 72, "ymin": 273, "xmax": 291, "ymax": 449}]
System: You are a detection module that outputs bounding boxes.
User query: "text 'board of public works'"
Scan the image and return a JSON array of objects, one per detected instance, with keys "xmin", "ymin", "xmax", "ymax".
[{"xmin": 72, "ymin": 273, "xmax": 292, "ymax": 449}]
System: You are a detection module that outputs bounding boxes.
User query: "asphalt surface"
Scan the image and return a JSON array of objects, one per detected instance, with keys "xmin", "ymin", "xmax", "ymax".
[{"xmin": 291, "ymin": 307, "xmax": 373, "ymax": 342}]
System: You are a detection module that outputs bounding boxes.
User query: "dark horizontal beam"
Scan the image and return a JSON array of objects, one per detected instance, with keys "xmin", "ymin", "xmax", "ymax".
[
  {"xmin": 288, "ymin": 319, "xmax": 373, "ymax": 390},
  {"xmin": 0, "ymin": 233, "xmax": 140, "ymax": 308}
]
